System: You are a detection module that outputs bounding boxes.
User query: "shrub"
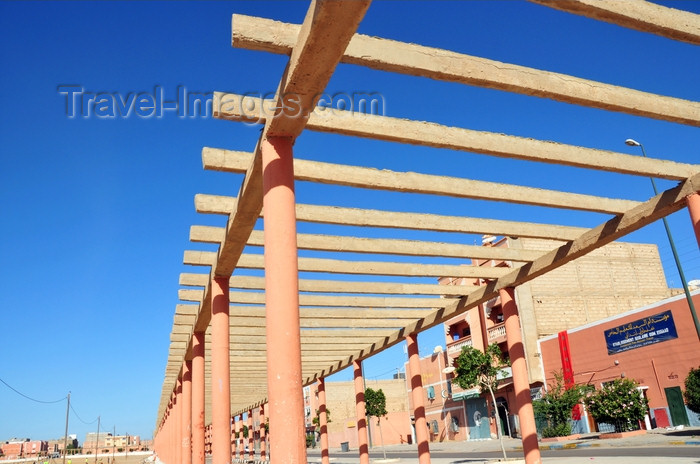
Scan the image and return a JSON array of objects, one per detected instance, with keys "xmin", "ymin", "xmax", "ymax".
[
  {"xmin": 541, "ymin": 422, "xmax": 572, "ymax": 438},
  {"xmin": 533, "ymin": 371, "xmax": 592, "ymax": 437},
  {"xmin": 683, "ymin": 366, "xmax": 700, "ymax": 414},
  {"xmin": 583, "ymin": 378, "xmax": 648, "ymax": 432}
]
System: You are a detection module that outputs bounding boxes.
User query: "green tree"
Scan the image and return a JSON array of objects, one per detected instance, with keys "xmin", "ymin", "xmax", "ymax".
[
  {"xmin": 453, "ymin": 344, "xmax": 509, "ymax": 460},
  {"xmin": 312, "ymin": 407, "xmax": 331, "ymax": 427},
  {"xmin": 583, "ymin": 378, "xmax": 648, "ymax": 432},
  {"xmin": 684, "ymin": 366, "xmax": 700, "ymax": 414},
  {"xmin": 365, "ymin": 387, "xmax": 388, "ymax": 459},
  {"xmin": 533, "ymin": 371, "xmax": 592, "ymax": 438}
]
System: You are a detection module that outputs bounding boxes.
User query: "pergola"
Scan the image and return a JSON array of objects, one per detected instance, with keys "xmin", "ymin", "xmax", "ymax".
[{"xmin": 153, "ymin": 2, "xmax": 700, "ymax": 464}]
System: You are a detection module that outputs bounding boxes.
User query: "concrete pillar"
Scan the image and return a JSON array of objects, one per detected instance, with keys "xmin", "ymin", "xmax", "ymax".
[
  {"xmin": 500, "ymin": 287, "xmax": 541, "ymax": 464},
  {"xmin": 175, "ymin": 381, "xmax": 182, "ymax": 464},
  {"xmin": 353, "ymin": 361, "xmax": 370, "ymax": 464},
  {"xmin": 468, "ymin": 305, "xmax": 487, "ymax": 351},
  {"xmin": 183, "ymin": 360, "xmax": 193, "ymax": 464},
  {"xmin": 406, "ymin": 333, "xmax": 431, "ymax": 464},
  {"xmin": 317, "ymin": 379, "xmax": 330, "ymax": 464},
  {"xmin": 192, "ymin": 331, "xmax": 206, "ymax": 464},
  {"xmin": 688, "ymin": 192, "xmax": 700, "ymax": 247},
  {"xmin": 259, "ymin": 404, "xmax": 267, "ymax": 460},
  {"xmin": 211, "ymin": 276, "xmax": 231, "ymax": 464},
  {"xmin": 248, "ymin": 410, "xmax": 254, "ymax": 459},
  {"xmin": 231, "ymin": 418, "xmax": 237, "ymax": 460},
  {"xmin": 238, "ymin": 414, "xmax": 245, "ymax": 459},
  {"xmin": 168, "ymin": 400, "xmax": 174, "ymax": 464},
  {"xmin": 262, "ymin": 136, "xmax": 306, "ymax": 464}
]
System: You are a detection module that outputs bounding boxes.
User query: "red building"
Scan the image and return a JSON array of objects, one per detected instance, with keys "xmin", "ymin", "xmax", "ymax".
[
  {"xmin": 539, "ymin": 291, "xmax": 700, "ymax": 430},
  {"xmin": 1, "ymin": 439, "xmax": 47, "ymax": 459}
]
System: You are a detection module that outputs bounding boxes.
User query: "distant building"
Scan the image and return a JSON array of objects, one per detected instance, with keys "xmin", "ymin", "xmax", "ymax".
[
  {"xmin": 306, "ymin": 379, "xmax": 413, "ymax": 448},
  {"xmin": 104, "ymin": 434, "xmax": 140, "ymax": 450},
  {"xmin": 83, "ymin": 432, "xmax": 141, "ymax": 454},
  {"xmin": 1, "ymin": 438, "xmax": 47, "ymax": 459},
  {"xmin": 47, "ymin": 435, "xmax": 79, "ymax": 453}
]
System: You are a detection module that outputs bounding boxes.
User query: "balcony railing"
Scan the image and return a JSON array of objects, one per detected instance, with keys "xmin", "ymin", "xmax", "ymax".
[
  {"xmin": 447, "ymin": 337, "xmax": 473, "ymax": 354},
  {"xmin": 487, "ymin": 322, "xmax": 506, "ymax": 342}
]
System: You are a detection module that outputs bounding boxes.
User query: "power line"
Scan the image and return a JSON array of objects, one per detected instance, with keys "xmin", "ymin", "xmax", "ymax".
[
  {"xmin": 0, "ymin": 376, "xmax": 66, "ymax": 404},
  {"xmin": 69, "ymin": 402, "xmax": 99, "ymax": 425}
]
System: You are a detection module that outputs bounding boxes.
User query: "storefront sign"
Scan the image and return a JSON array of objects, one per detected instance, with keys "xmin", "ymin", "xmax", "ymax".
[{"xmin": 605, "ymin": 310, "xmax": 678, "ymax": 354}]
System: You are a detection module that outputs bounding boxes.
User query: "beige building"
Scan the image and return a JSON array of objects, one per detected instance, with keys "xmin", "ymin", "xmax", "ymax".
[{"xmin": 307, "ymin": 378, "xmax": 413, "ymax": 449}]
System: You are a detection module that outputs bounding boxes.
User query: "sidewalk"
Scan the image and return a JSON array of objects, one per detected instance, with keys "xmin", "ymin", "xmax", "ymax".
[{"xmin": 305, "ymin": 426, "xmax": 700, "ymax": 464}]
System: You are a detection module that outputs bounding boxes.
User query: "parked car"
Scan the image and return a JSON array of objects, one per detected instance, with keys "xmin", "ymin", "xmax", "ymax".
[{"xmin": 50, "ymin": 452, "xmax": 60, "ymax": 458}]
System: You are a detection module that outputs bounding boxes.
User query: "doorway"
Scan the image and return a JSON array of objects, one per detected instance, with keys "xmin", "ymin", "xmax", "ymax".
[
  {"xmin": 496, "ymin": 397, "xmax": 511, "ymax": 437},
  {"xmin": 465, "ymin": 398, "xmax": 491, "ymax": 440},
  {"xmin": 664, "ymin": 386, "xmax": 689, "ymax": 426}
]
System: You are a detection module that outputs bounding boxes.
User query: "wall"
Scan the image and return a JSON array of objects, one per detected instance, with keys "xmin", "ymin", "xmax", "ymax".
[
  {"xmin": 316, "ymin": 379, "xmax": 412, "ymax": 449},
  {"xmin": 520, "ymin": 239, "xmax": 673, "ymax": 336},
  {"xmin": 539, "ymin": 291, "xmax": 700, "ymax": 428}
]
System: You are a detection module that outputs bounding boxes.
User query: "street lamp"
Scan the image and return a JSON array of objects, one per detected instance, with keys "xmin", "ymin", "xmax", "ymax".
[{"xmin": 625, "ymin": 138, "xmax": 700, "ymax": 340}]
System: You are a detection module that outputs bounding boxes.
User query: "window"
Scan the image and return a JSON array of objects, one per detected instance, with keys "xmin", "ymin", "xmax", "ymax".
[
  {"xmin": 450, "ymin": 416, "xmax": 460, "ymax": 433},
  {"xmin": 426, "ymin": 386, "xmax": 435, "ymax": 399},
  {"xmin": 430, "ymin": 420, "xmax": 439, "ymax": 434}
]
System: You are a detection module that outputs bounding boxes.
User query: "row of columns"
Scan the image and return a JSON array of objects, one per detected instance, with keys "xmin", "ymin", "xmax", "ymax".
[{"xmin": 153, "ymin": 130, "xmax": 700, "ymax": 464}]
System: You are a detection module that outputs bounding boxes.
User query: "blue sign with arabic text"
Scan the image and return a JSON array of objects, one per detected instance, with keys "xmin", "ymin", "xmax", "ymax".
[{"xmin": 605, "ymin": 310, "xmax": 678, "ymax": 354}]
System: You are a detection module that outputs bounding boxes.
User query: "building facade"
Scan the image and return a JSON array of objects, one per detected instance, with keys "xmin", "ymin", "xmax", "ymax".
[
  {"xmin": 539, "ymin": 291, "xmax": 700, "ymax": 431},
  {"xmin": 1, "ymin": 439, "xmax": 47, "ymax": 459},
  {"xmin": 306, "ymin": 379, "xmax": 413, "ymax": 449},
  {"xmin": 429, "ymin": 237, "xmax": 679, "ymax": 441}
]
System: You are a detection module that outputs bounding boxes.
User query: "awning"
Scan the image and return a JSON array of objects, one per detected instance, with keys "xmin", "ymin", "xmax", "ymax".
[{"xmin": 451, "ymin": 388, "xmax": 481, "ymax": 400}]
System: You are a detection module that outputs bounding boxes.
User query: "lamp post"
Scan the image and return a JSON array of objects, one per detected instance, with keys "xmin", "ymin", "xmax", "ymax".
[{"xmin": 625, "ymin": 138, "xmax": 700, "ymax": 340}]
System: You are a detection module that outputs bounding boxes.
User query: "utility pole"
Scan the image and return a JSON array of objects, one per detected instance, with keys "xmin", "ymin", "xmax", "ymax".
[
  {"xmin": 112, "ymin": 426, "xmax": 115, "ymax": 464},
  {"xmin": 95, "ymin": 416, "xmax": 100, "ymax": 464},
  {"xmin": 62, "ymin": 392, "xmax": 70, "ymax": 464}
]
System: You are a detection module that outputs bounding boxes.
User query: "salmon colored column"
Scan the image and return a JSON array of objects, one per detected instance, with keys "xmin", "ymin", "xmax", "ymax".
[
  {"xmin": 353, "ymin": 361, "xmax": 370, "ymax": 464},
  {"xmin": 406, "ymin": 333, "xmax": 431, "ymax": 464},
  {"xmin": 500, "ymin": 287, "xmax": 541, "ymax": 464},
  {"xmin": 689, "ymin": 193, "xmax": 700, "ymax": 247},
  {"xmin": 211, "ymin": 276, "xmax": 231, "ymax": 464},
  {"xmin": 238, "ymin": 414, "xmax": 245, "ymax": 459},
  {"xmin": 259, "ymin": 404, "xmax": 266, "ymax": 460},
  {"xmin": 168, "ymin": 399, "xmax": 174, "ymax": 464},
  {"xmin": 183, "ymin": 361, "xmax": 193, "ymax": 464},
  {"xmin": 317, "ymin": 379, "xmax": 330, "ymax": 464},
  {"xmin": 175, "ymin": 382, "xmax": 182, "ymax": 464},
  {"xmin": 261, "ymin": 136, "xmax": 306, "ymax": 464},
  {"xmin": 248, "ymin": 410, "xmax": 254, "ymax": 459},
  {"xmin": 192, "ymin": 331, "xmax": 205, "ymax": 464}
]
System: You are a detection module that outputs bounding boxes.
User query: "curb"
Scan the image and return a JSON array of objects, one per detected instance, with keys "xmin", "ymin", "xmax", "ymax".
[
  {"xmin": 515, "ymin": 443, "xmax": 600, "ymax": 451},
  {"xmin": 513, "ymin": 439, "xmax": 700, "ymax": 451}
]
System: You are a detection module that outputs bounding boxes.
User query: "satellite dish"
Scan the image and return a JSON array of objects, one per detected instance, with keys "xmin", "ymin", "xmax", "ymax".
[
  {"xmin": 688, "ymin": 279, "xmax": 700, "ymax": 287},
  {"xmin": 442, "ymin": 366, "xmax": 456, "ymax": 374},
  {"xmin": 433, "ymin": 345, "xmax": 444, "ymax": 353}
]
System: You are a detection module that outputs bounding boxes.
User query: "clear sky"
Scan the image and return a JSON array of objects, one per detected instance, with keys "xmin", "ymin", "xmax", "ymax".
[{"xmin": 1, "ymin": 0, "xmax": 698, "ymax": 445}]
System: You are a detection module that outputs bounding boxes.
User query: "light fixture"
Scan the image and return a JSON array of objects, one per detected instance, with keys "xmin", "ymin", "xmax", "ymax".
[{"xmin": 624, "ymin": 138, "xmax": 700, "ymax": 340}]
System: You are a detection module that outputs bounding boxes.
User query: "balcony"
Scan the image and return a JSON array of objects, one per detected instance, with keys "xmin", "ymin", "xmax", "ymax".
[
  {"xmin": 446, "ymin": 336, "xmax": 473, "ymax": 355},
  {"xmin": 487, "ymin": 322, "xmax": 507, "ymax": 343}
]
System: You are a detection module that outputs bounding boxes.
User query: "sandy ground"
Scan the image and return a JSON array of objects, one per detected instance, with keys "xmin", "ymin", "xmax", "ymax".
[{"xmin": 2, "ymin": 452, "xmax": 152, "ymax": 464}]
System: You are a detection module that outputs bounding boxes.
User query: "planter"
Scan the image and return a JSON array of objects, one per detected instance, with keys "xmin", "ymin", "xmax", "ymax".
[
  {"xmin": 541, "ymin": 434, "xmax": 581, "ymax": 442},
  {"xmin": 598, "ymin": 429, "xmax": 646, "ymax": 440}
]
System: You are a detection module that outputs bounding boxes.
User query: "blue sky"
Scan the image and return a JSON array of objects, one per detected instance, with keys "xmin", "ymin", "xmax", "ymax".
[{"xmin": 1, "ymin": 0, "xmax": 698, "ymax": 444}]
